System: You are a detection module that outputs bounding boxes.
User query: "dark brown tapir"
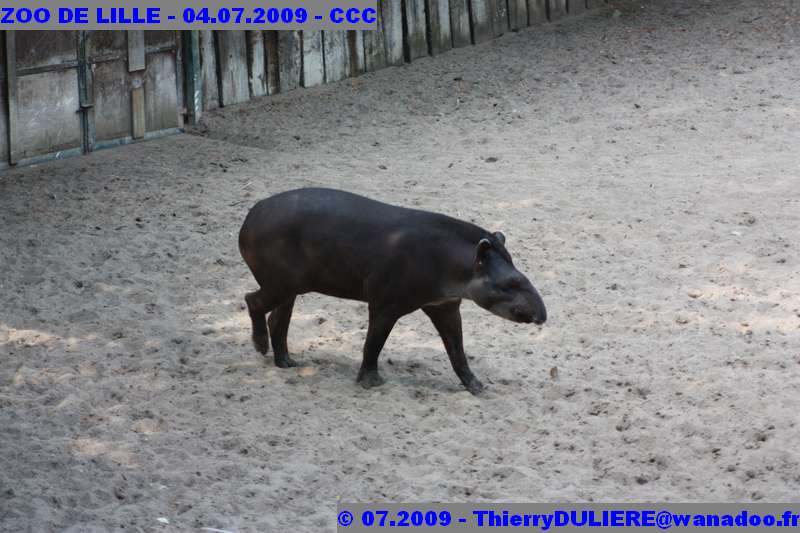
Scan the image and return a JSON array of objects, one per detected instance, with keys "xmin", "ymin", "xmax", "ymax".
[{"xmin": 238, "ymin": 188, "xmax": 546, "ymax": 395}]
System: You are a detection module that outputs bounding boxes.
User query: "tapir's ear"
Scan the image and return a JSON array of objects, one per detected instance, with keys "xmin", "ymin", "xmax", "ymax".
[
  {"xmin": 475, "ymin": 238, "xmax": 492, "ymax": 266},
  {"xmin": 493, "ymin": 231, "xmax": 506, "ymax": 245}
]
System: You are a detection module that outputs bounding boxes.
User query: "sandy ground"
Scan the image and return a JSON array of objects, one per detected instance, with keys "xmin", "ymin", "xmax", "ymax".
[{"xmin": 2, "ymin": 0, "xmax": 800, "ymax": 531}]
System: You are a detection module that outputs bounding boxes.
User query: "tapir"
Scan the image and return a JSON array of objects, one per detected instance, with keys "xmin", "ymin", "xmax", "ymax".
[{"xmin": 238, "ymin": 188, "xmax": 546, "ymax": 395}]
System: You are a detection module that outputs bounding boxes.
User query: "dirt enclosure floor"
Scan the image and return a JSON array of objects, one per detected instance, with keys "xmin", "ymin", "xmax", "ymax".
[{"xmin": 2, "ymin": 0, "xmax": 800, "ymax": 530}]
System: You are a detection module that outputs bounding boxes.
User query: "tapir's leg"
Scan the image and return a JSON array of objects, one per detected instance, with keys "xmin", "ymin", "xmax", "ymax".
[
  {"xmin": 422, "ymin": 300, "xmax": 484, "ymax": 395},
  {"xmin": 244, "ymin": 288, "xmax": 289, "ymax": 356},
  {"xmin": 245, "ymin": 290, "xmax": 270, "ymax": 355},
  {"xmin": 356, "ymin": 308, "xmax": 399, "ymax": 389},
  {"xmin": 268, "ymin": 295, "xmax": 297, "ymax": 368}
]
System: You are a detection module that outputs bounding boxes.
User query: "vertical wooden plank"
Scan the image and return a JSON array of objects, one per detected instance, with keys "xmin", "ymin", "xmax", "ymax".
[
  {"xmin": 323, "ymin": 31, "xmax": 349, "ymax": 83},
  {"xmin": 183, "ymin": 30, "xmax": 202, "ymax": 123},
  {"xmin": 144, "ymin": 52, "xmax": 179, "ymax": 132},
  {"xmin": 347, "ymin": 31, "xmax": 365, "ymax": 76},
  {"xmin": 199, "ymin": 30, "xmax": 219, "ymax": 109},
  {"xmin": 547, "ymin": 0, "xmax": 567, "ymax": 20},
  {"xmin": 4, "ymin": 31, "xmax": 17, "ymax": 165},
  {"xmin": 302, "ymin": 31, "xmax": 325, "ymax": 87},
  {"xmin": 217, "ymin": 31, "xmax": 249, "ymax": 105},
  {"xmin": 77, "ymin": 31, "xmax": 95, "ymax": 153},
  {"xmin": 279, "ymin": 30, "xmax": 302, "ymax": 93},
  {"xmin": 426, "ymin": 0, "xmax": 452, "ymax": 55},
  {"xmin": 131, "ymin": 86, "xmax": 145, "ymax": 139},
  {"xmin": 174, "ymin": 32, "xmax": 184, "ymax": 129},
  {"xmin": 426, "ymin": 0, "xmax": 442, "ymax": 55},
  {"xmin": 567, "ymin": 0, "xmax": 585, "ymax": 14},
  {"xmin": 382, "ymin": 0, "xmax": 404, "ymax": 65},
  {"xmin": 508, "ymin": 0, "xmax": 528, "ymax": 29},
  {"xmin": 127, "ymin": 31, "xmax": 145, "ymax": 72},
  {"xmin": 436, "ymin": 0, "xmax": 453, "ymax": 51},
  {"xmin": 247, "ymin": 30, "xmax": 267, "ymax": 98},
  {"xmin": 92, "ymin": 61, "xmax": 132, "ymax": 142},
  {"xmin": 363, "ymin": 7, "xmax": 388, "ymax": 71},
  {"xmin": 469, "ymin": 0, "xmax": 493, "ymax": 44},
  {"xmin": 404, "ymin": 0, "xmax": 428, "ymax": 60},
  {"xmin": 127, "ymin": 31, "xmax": 145, "ymax": 134},
  {"xmin": 264, "ymin": 31, "xmax": 279, "ymax": 95},
  {"xmin": 449, "ymin": 0, "xmax": 471, "ymax": 48},
  {"xmin": 491, "ymin": 0, "xmax": 508, "ymax": 36},
  {"xmin": 0, "ymin": 32, "xmax": 8, "ymax": 164},
  {"xmin": 128, "ymin": 30, "xmax": 146, "ymax": 138},
  {"xmin": 322, "ymin": 30, "xmax": 350, "ymax": 83},
  {"xmin": 527, "ymin": 0, "xmax": 547, "ymax": 23}
]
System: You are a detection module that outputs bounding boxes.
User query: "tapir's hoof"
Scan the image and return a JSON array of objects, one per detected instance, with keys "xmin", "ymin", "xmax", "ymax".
[
  {"xmin": 252, "ymin": 333, "xmax": 269, "ymax": 355},
  {"xmin": 465, "ymin": 377, "xmax": 485, "ymax": 396},
  {"xmin": 274, "ymin": 353, "xmax": 299, "ymax": 368},
  {"xmin": 357, "ymin": 370, "xmax": 385, "ymax": 389}
]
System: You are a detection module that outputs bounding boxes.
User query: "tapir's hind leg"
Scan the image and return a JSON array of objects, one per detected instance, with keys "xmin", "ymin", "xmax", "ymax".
[
  {"xmin": 268, "ymin": 296, "xmax": 298, "ymax": 368},
  {"xmin": 244, "ymin": 288, "xmax": 290, "ymax": 357},
  {"xmin": 422, "ymin": 300, "xmax": 484, "ymax": 396},
  {"xmin": 245, "ymin": 290, "xmax": 270, "ymax": 355}
]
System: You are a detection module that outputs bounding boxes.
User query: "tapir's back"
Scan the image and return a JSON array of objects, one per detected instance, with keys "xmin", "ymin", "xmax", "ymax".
[
  {"xmin": 248, "ymin": 187, "xmax": 443, "ymax": 230},
  {"xmin": 241, "ymin": 188, "xmax": 483, "ymax": 251},
  {"xmin": 239, "ymin": 188, "xmax": 485, "ymax": 299}
]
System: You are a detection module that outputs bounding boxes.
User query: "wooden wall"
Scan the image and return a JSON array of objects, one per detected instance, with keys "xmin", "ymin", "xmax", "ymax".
[
  {"xmin": 188, "ymin": 0, "xmax": 608, "ymax": 118},
  {"xmin": 1, "ymin": 30, "xmax": 182, "ymax": 168},
  {"xmin": 0, "ymin": 0, "xmax": 607, "ymax": 167},
  {"xmin": 0, "ymin": 33, "xmax": 8, "ymax": 164}
]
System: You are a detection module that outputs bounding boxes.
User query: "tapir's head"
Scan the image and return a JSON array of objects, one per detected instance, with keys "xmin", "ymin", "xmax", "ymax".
[{"xmin": 466, "ymin": 232, "xmax": 547, "ymax": 325}]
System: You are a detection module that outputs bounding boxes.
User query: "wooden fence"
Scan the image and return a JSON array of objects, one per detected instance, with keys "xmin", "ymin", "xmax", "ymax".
[
  {"xmin": 0, "ymin": 0, "xmax": 606, "ymax": 168},
  {"xmin": 188, "ymin": 0, "xmax": 609, "ymax": 117}
]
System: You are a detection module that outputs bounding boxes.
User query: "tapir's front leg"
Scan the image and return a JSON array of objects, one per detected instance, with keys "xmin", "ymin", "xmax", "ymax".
[
  {"xmin": 356, "ymin": 307, "xmax": 399, "ymax": 389},
  {"xmin": 423, "ymin": 300, "xmax": 484, "ymax": 395}
]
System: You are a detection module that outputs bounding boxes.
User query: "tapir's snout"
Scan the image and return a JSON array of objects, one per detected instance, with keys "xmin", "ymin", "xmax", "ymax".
[
  {"xmin": 532, "ymin": 295, "xmax": 547, "ymax": 325},
  {"xmin": 511, "ymin": 305, "xmax": 546, "ymax": 325},
  {"xmin": 512, "ymin": 307, "xmax": 536, "ymax": 323},
  {"xmin": 517, "ymin": 287, "xmax": 546, "ymax": 325}
]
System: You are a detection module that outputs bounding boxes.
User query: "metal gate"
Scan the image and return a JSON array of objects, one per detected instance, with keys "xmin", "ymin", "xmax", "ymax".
[{"xmin": 1, "ymin": 30, "xmax": 183, "ymax": 169}]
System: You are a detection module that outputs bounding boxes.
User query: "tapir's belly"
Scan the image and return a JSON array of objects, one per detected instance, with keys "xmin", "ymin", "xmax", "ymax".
[
  {"xmin": 298, "ymin": 257, "xmax": 369, "ymax": 301},
  {"xmin": 280, "ymin": 229, "xmax": 385, "ymax": 301}
]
